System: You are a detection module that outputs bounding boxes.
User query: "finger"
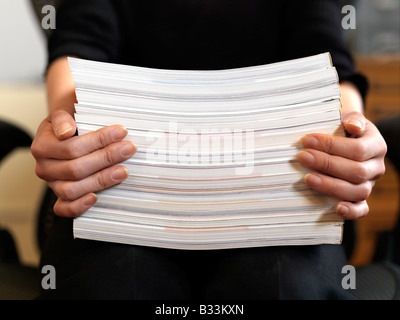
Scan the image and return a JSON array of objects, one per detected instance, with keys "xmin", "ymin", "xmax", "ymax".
[
  {"xmin": 38, "ymin": 141, "xmax": 136, "ymax": 181},
  {"xmin": 67, "ymin": 125, "xmax": 132, "ymax": 159},
  {"xmin": 35, "ymin": 125, "xmax": 131, "ymax": 160},
  {"xmin": 297, "ymin": 149, "xmax": 385, "ymax": 184},
  {"xmin": 340, "ymin": 111, "xmax": 367, "ymax": 136},
  {"xmin": 49, "ymin": 110, "xmax": 77, "ymax": 140},
  {"xmin": 303, "ymin": 173, "xmax": 374, "ymax": 203},
  {"xmin": 301, "ymin": 123, "xmax": 386, "ymax": 162},
  {"xmin": 335, "ymin": 200, "xmax": 369, "ymax": 220},
  {"xmin": 53, "ymin": 193, "xmax": 98, "ymax": 218},
  {"xmin": 49, "ymin": 165, "xmax": 129, "ymax": 202}
]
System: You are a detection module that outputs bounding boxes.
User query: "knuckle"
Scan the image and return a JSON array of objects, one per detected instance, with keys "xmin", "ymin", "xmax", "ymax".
[
  {"xmin": 320, "ymin": 156, "xmax": 332, "ymax": 173},
  {"xmin": 53, "ymin": 199, "xmax": 80, "ymax": 218},
  {"xmin": 362, "ymin": 202, "xmax": 370, "ymax": 217},
  {"xmin": 62, "ymin": 143, "xmax": 79, "ymax": 159},
  {"xmin": 34, "ymin": 164, "xmax": 47, "ymax": 180},
  {"xmin": 52, "ymin": 201, "xmax": 62, "ymax": 217},
  {"xmin": 323, "ymin": 135, "xmax": 335, "ymax": 154},
  {"xmin": 30, "ymin": 141, "xmax": 41, "ymax": 158},
  {"xmin": 354, "ymin": 201, "xmax": 370, "ymax": 219},
  {"xmin": 379, "ymin": 161, "xmax": 386, "ymax": 177},
  {"xmin": 95, "ymin": 129, "xmax": 109, "ymax": 148},
  {"xmin": 65, "ymin": 162, "xmax": 84, "ymax": 180},
  {"xmin": 353, "ymin": 141, "xmax": 368, "ymax": 161},
  {"xmin": 56, "ymin": 182, "xmax": 77, "ymax": 201},
  {"xmin": 94, "ymin": 172, "xmax": 109, "ymax": 191},
  {"xmin": 382, "ymin": 141, "xmax": 388, "ymax": 157},
  {"xmin": 357, "ymin": 182, "xmax": 372, "ymax": 201},
  {"xmin": 329, "ymin": 179, "xmax": 340, "ymax": 196},
  {"xmin": 102, "ymin": 148, "xmax": 115, "ymax": 167},
  {"xmin": 355, "ymin": 162, "xmax": 370, "ymax": 183},
  {"xmin": 346, "ymin": 201, "xmax": 370, "ymax": 220}
]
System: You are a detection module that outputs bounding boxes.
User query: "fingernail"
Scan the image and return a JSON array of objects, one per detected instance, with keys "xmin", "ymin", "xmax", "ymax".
[
  {"xmin": 83, "ymin": 193, "xmax": 97, "ymax": 207},
  {"xmin": 346, "ymin": 119, "xmax": 363, "ymax": 130},
  {"xmin": 297, "ymin": 150, "xmax": 315, "ymax": 166},
  {"xmin": 112, "ymin": 126, "xmax": 128, "ymax": 140},
  {"xmin": 57, "ymin": 126, "xmax": 73, "ymax": 137},
  {"xmin": 300, "ymin": 135, "xmax": 318, "ymax": 148},
  {"xmin": 304, "ymin": 173, "xmax": 321, "ymax": 187},
  {"xmin": 336, "ymin": 204, "xmax": 349, "ymax": 217},
  {"xmin": 111, "ymin": 166, "xmax": 129, "ymax": 181},
  {"xmin": 120, "ymin": 142, "xmax": 137, "ymax": 157}
]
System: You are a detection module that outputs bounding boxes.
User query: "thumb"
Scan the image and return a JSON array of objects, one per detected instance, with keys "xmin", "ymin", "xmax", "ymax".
[
  {"xmin": 49, "ymin": 110, "xmax": 77, "ymax": 140},
  {"xmin": 341, "ymin": 110, "xmax": 366, "ymax": 137}
]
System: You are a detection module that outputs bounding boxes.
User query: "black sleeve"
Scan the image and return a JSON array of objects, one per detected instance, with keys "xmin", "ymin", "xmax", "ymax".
[
  {"xmin": 280, "ymin": 0, "xmax": 368, "ymax": 100},
  {"xmin": 47, "ymin": 0, "xmax": 120, "ymax": 66}
]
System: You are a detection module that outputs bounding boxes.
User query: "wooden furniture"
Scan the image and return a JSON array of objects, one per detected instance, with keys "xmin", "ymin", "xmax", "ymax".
[{"xmin": 349, "ymin": 55, "xmax": 400, "ymax": 266}]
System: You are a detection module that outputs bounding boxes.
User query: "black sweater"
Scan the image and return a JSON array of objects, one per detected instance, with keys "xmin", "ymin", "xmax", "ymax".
[{"xmin": 48, "ymin": 0, "xmax": 367, "ymax": 97}]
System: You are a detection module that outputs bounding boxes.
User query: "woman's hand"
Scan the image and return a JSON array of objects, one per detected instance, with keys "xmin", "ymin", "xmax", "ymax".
[
  {"xmin": 297, "ymin": 110, "xmax": 387, "ymax": 220},
  {"xmin": 31, "ymin": 110, "xmax": 136, "ymax": 218}
]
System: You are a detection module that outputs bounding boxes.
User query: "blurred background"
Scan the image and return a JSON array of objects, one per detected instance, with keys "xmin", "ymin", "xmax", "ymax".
[
  {"xmin": 0, "ymin": 0, "xmax": 49, "ymax": 299},
  {"xmin": 0, "ymin": 0, "xmax": 399, "ymax": 299},
  {"xmin": 0, "ymin": 0, "xmax": 47, "ymax": 267}
]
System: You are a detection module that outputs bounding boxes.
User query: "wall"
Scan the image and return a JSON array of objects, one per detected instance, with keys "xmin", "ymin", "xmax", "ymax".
[{"xmin": 0, "ymin": 0, "xmax": 48, "ymax": 266}]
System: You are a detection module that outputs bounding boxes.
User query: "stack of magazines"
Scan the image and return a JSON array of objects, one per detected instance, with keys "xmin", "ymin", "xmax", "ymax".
[{"xmin": 69, "ymin": 52, "xmax": 345, "ymax": 250}]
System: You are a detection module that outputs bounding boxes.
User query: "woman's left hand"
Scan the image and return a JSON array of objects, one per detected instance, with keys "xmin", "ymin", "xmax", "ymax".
[{"xmin": 297, "ymin": 110, "xmax": 387, "ymax": 220}]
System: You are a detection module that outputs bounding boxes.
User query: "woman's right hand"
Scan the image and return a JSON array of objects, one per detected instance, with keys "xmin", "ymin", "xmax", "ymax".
[{"xmin": 31, "ymin": 110, "xmax": 137, "ymax": 217}]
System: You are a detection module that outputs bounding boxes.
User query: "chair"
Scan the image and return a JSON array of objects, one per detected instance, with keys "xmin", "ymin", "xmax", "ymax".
[
  {"xmin": 0, "ymin": 120, "xmax": 32, "ymax": 161},
  {"xmin": 0, "ymin": 120, "xmax": 41, "ymax": 300}
]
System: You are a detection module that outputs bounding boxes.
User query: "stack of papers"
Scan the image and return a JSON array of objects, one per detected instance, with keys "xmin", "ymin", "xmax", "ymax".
[{"xmin": 69, "ymin": 52, "xmax": 345, "ymax": 250}]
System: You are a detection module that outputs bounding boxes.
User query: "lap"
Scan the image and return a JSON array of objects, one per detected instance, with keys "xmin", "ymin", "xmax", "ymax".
[{"xmin": 38, "ymin": 217, "xmax": 356, "ymax": 300}]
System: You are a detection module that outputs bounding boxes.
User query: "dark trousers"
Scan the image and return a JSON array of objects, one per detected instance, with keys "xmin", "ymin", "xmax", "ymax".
[{"xmin": 38, "ymin": 217, "xmax": 356, "ymax": 300}]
